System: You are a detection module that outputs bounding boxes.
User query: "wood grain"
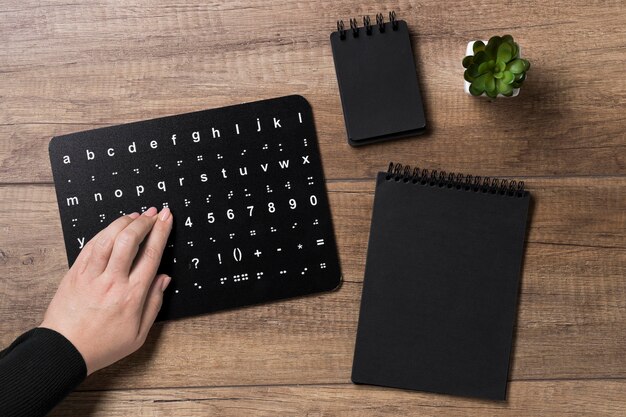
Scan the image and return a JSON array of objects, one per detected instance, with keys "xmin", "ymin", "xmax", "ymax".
[
  {"xmin": 0, "ymin": 1, "xmax": 625, "ymax": 182},
  {"xmin": 1, "ymin": 0, "xmax": 625, "ymax": 414},
  {"xmin": 50, "ymin": 381, "xmax": 626, "ymax": 416},
  {"xmin": 1, "ymin": 183, "xmax": 624, "ymax": 391}
]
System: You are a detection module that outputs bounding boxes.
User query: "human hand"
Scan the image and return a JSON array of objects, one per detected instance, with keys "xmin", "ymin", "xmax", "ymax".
[{"xmin": 40, "ymin": 206, "xmax": 173, "ymax": 375}]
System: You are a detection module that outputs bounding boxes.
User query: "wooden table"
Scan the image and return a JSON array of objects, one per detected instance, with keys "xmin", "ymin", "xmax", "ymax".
[{"xmin": 1, "ymin": 1, "xmax": 625, "ymax": 415}]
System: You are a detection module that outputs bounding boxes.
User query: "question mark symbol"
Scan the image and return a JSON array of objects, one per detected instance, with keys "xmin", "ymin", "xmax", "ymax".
[{"xmin": 191, "ymin": 258, "xmax": 199, "ymax": 269}]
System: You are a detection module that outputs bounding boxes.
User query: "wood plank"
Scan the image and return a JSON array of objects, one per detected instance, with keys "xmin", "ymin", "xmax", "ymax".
[
  {"xmin": 0, "ymin": 181, "xmax": 624, "ymax": 390},
  {"xmin": 1, "ymin": 1, "xmax": 625, "ymax": 182},
  {"xmin": 50, "ymin": 381, "xmax": 626, "ymax": 416}
]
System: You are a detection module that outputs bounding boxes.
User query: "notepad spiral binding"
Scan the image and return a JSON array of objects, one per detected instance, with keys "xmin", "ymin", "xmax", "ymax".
[
  {"xmin": 337, "ymin": 11, "xmax": 399, "ymax": 40},
  {"xmin": 386, "ymin": 162, "xmax": 527, "ymax": 197}
]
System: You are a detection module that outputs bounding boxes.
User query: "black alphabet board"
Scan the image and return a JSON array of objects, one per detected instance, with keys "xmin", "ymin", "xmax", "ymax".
[{"xmin": 49, "ymin": 95, "xmax": 342, "ymax": 320}]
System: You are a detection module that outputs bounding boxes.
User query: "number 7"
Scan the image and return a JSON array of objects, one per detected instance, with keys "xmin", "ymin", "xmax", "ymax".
[{"xmin": 247, "ymin": 205, "xmax": 254, "ymax": 216}]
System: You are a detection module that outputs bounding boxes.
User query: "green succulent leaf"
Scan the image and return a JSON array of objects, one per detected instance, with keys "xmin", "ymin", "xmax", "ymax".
[
  {"xmin": 501, "ymin": 70, "xmax": 515, "ymax": 84},
  {"xmin": 485, "ymin": 36, "xmax": 502, "ymax": 59},
  {"xmin": 523, "ymin": 59, "xmax": 531, "ymax": 71},
  {"xmin": 467, "ymin": 63, "xmax": 480, "ymax": 78},
  {"xmin": 472, "ymin": 73, "xmax": 490, "ymax": 92},
  {"xmin": 485, "ymin": 75, "xmax": 496, "ymax": 93},
  {"xmin": 486, "ymin": 88, "xmax": 498, "ymax": 98},
  {"xmin": 464, "ymin": 70, "xmax": 475, "ymax": 82},
  {"xmin": 496, "ymin": 79, "xmax": 514, "ymax": 94},
  {"xmin": 501, "ymin": 89, "xmax": 514, "ymax": 97},
  {"xmin": 477, "ymin": 61, "xmax": 491, "ymax": 75},
  {"xmin": 507, "ymin": 59, "xmax": 526, "ymax": 74},
  {"xmin": 494, "ymin": 71, "xmax": 504, "ymax": 79},
  {"xmin": 511, "ymin": 42, "xmax": 519, "ymax": 59},
  {"xmin": 473, "ymin": 50, "xmax": 488, "ymax": 65},
  {"xmin": 462, "ymin": 55, "xmax": 473, "ymax": 68},
  {"xmin": 497, "ymin": 42, "xmax": 513, "ymax": 63},
  {"xmin": 469, "ymin": 83, "xmax": 484, "ymax": 96},
  {"xmin": 496, "ymin": 61, "xmax": 506, "ymax": 73},
  {"xmin": 502, "ymin": 34, "xmax": 514, "ymax": 43},
  {"xmin": 472, "ymin": 40, "xmax": 485, "ymax": 54}
]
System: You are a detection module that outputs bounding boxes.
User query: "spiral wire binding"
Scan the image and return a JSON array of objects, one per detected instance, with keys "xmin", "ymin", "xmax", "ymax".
[
  {"xmin": 336, "ymin": 11, "xmax": 398, "ymax": 38},
  {"xmin": 363, "ymin": 15, "xmax": 372, "ymax": 35},
  {"xmin": 350, "ymin": 18, "xmax": 359, "ymax": 37},
  {"xmin": 385, "ymin": 162, "xmax": 526, "ymax": 197},
  {"xmin": 376, "ymin": 13, "xmax": 385, "ymax": 32},
  {"xmin": 389, "ymin": 11, "xmax": 398, "ymax": 30},
  {"xmin": 337, "ymin": 20, "xmax": 346, "ymax": 39}
]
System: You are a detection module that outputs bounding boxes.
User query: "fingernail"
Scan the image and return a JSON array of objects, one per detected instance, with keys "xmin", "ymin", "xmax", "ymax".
[
  {"xmin": 143, "ymin": 207, "xmax": 157, "ymax": 217},
  {"xmin": 161, "ymin": 275, "xmax": 172, "ymax": 292},
  {"xmin": 159, "ymin": 207, "xmax": 171, "ymax": 221},
  {"xmin": 129, "ymin": 212, "xmax": 140, "ymax": 219}
]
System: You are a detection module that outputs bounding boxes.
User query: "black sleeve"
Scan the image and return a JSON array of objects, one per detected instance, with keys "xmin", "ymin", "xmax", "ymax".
[{"xmin": 0, "ymin": 327, "xmax": 87, "ymax": 417}]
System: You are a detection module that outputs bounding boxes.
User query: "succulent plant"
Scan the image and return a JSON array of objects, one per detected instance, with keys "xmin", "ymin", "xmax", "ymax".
[{"xmin": 462, "ymin": 35, "xmax": 530, "ymax": 97}]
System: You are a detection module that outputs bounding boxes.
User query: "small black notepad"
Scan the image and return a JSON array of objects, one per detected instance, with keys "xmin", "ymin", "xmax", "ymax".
[
  {"xmin": 49, "ymin": 95, "xmax": 341, "ymax": 320},
  {"xmin": 330, "ymin": 12, "xmax": 426, "ymax": 146},
  {"xmin": 352, "ymin": 163, "xmax": 530, "ymax": 400}
]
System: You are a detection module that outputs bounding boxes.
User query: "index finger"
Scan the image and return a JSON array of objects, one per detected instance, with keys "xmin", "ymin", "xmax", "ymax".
[
  {"xmin": 130, "ymin": 207, "xmax": 173, "ymax": 288},
  {"xmin": 106, "ymin": 207, "xmax": 158, "ymax": 275}
]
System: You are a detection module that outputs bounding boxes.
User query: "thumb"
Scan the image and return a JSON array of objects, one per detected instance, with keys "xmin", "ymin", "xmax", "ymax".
[{"xmin": 138, "ymin": 274, "xmax": 170, "ymax": 341}]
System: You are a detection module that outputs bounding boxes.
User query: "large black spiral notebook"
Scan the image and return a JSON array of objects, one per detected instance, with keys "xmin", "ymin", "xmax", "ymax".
[
  {"xmin": 49, "ymin": 95, "xmax": 342, "ymax": 320},
  {"xmin": 352, "ymin": 163, "xmax": 530, "ymax": 400}
]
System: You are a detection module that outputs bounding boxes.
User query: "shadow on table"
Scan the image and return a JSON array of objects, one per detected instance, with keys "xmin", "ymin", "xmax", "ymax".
[{"xmin": 471, "ymin": 65, "xmax": 572, "ymax": 139}]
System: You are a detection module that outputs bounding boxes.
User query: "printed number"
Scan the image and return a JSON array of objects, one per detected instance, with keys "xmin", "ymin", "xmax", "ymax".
[
  {"xmin": 247, "ymin": 205, "xmax": 254, "ymax": 216},
  {"xmin": 268, "ymin": 202, "xmax": 275, "ymax": 213},
  {"xmin": 310, "ymin": 195, "xmax": 318, "ymax": 206},
  {"xmin": 227, "ymin": 209, "xmax": 235, "ymax": 220},
  {"xmin": 185, "ymin": 216, "xmax": 193, "ymax": 227},
  {"xmin": 207, "ymin": 212, "xmax": 215, "ymax": 223},
  {"xmin": 289, "ymin": 198, "xmax": 297, "ymax": 209}
]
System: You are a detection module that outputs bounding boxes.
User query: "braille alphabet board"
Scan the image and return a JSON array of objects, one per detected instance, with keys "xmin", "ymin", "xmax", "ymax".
[{"xmin": 49, "ymin": 95, "xmax": 342, "ymax": 320}]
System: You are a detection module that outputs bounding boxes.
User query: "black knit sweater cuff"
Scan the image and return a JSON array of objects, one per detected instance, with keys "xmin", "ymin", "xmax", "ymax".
[{"xmin": 0, "ymin": 327, "xmax": 87, "ymax": 417}]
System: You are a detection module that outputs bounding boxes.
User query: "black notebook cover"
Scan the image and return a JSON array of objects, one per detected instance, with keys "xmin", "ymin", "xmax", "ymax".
[
  {"xmin": 330, "ymin": 16, "xmax": 426, "ymax": 146},
  {"xmin": 49, "ymin": 95, "xmax": 341, "ymax": 321},
  {"xmin": 351, "ymin": 163, "xmax": 530, "ymax": 400}
]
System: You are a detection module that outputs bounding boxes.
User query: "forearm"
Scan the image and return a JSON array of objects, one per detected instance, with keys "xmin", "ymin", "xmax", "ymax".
[{"xmin": 0, "ymin": 327, "xmax": 87, "ymax": 417}]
